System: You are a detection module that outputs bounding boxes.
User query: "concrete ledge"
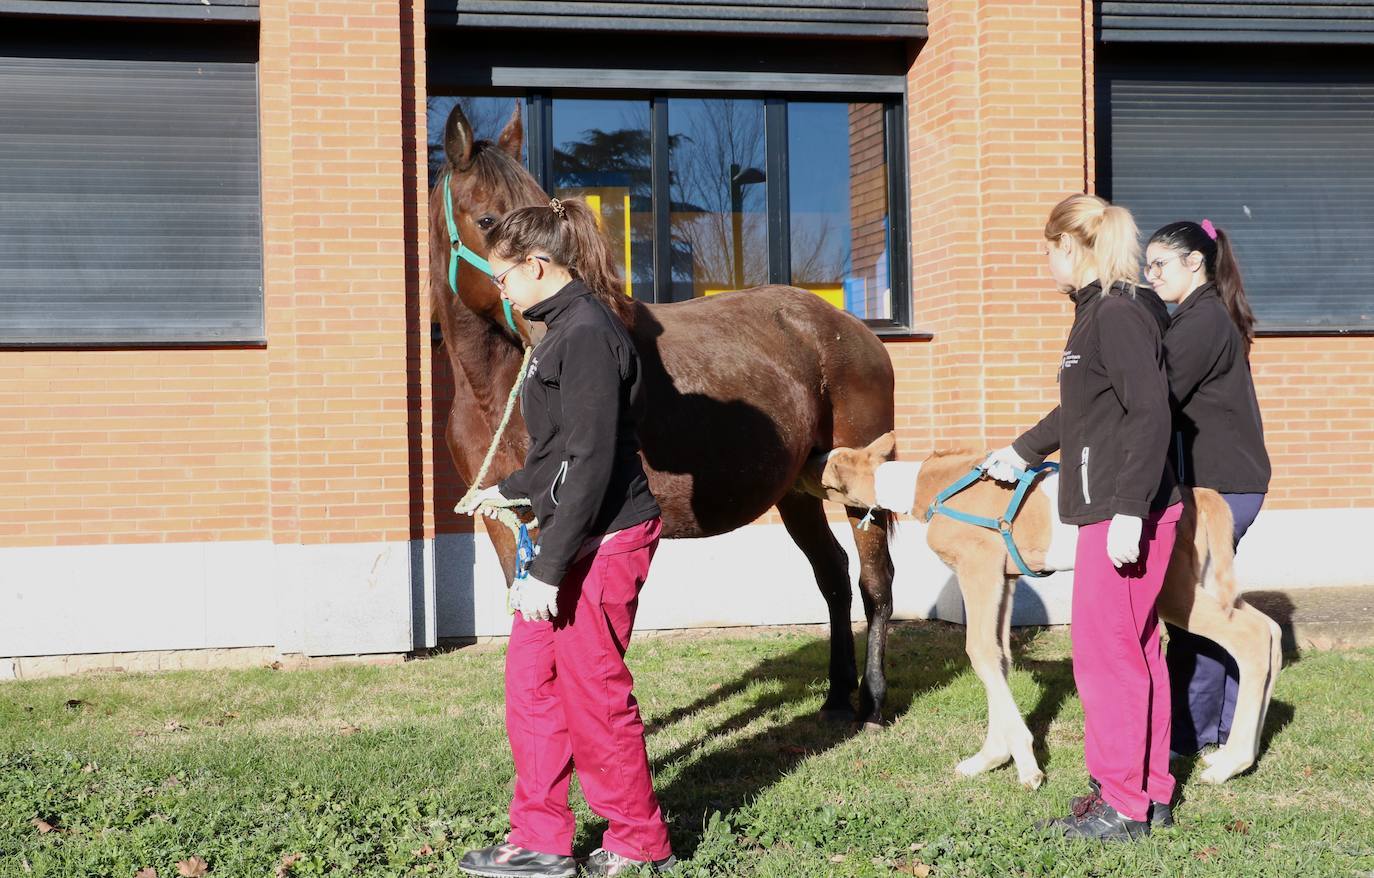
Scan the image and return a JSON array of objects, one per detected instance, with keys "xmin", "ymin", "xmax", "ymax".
[{"xmin": 2, "ymin": 648, "xmax": 408, "ymax": 682}]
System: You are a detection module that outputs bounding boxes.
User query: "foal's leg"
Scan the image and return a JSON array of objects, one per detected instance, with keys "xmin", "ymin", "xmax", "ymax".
[
  {"xmin": 953, "ymin": 553, "xmax": 1043, "ymax": 788},
  {"xmin": 1159, "ymin": 590, "xmax": 1280, "ymax": 784},
  {"xmin": 776, "ymin": 491, "xmax": 858, "ymax": 720},
  {"xmin": 848, "ymin": 505, "xmax": 895, "ymax": 729}
]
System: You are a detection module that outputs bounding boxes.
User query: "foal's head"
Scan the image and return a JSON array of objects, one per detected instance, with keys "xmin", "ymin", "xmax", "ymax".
[{"xmin": 429, "ymin": 102, "xmax": 548, "ymax": 341}]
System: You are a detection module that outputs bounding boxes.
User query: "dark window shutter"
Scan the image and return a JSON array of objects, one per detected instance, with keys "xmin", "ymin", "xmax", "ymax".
[
  {"xmin": 1102, "ymin": 68, "xmax": 1374, "ymax": 331},
  {"xmin": 1098, "ymin": 2, "xmax": 1374, "ymax": 45},
  {"xmin": 0, "ymin": 48, "xmax": 263, "ymax": 345}
]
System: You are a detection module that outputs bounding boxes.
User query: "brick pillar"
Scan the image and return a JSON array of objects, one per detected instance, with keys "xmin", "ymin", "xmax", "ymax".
[
  {"xmin": 259, "ymin": 0, "xmax": 425, "ymax": 654},
  {"xmin": 906, "ymin": 0, "xmax": 1089, "ymax": 452}
]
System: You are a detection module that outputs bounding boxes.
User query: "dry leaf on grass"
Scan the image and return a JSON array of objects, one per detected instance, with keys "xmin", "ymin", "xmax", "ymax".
[
  {"xmin": 339, "ymin": 724, "xmax": 361, "ymax": 736},
  {"xmin": 910, "ymin": 864, "xmax": 932, "ymax": 878},
  {"xmin": 412, "ymin": 844, "xmax": 434, "ymax": 857},
  {"xmin": 1194, "ymin": 846, "xmax": 1219, "ymax": 862},
  {"xmin": 274, "ymin": 854, "xmax": 301, "ymax": 877},
  {"xmin": 82, "ymin": 763, "xmax": 98, "ymax": 773},
  {"xmin": 135, "ymin": 868, "xmax": 158, "ymax": 878},
  {"xmin": 268, "ymin": 661, "xmax": 283, "ymax": 670},
  {"xmin": 31, "ymin": 818, "xmax": 55, "ymax": 834},
  {"xmin": 164, "ymin": 720, "xmax": 187, "ymax": 733},
  {"xmin": 176, "ymin": 856, "xmax": 209, "ymax": 877},
  {"xmin": 1228, "ymin": 819, "xmax": 1250, "ymax": 835},
  {"xmin": 829, "ymin": 854, "xmax": 847, "ymax": 864}
]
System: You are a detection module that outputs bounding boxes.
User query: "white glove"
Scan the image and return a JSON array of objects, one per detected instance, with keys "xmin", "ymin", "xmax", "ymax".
[
  {"xmin": 982, "ymin": 445, "xmax": 1028, "ymax": 483},
  {"xmin": 1106, "ymin": 514, "xmax": 1144, "ymax": 567},
  {"xmin": 514, "ymin": 576, "xmax": 560, "ymax": 623},
  {"xmin": 506, "ymin": 579, "xmax": 524, "ymax": 616},
  {"xmin": 456, "ymin": 484, "xmax": 505, "ymax": 518}
]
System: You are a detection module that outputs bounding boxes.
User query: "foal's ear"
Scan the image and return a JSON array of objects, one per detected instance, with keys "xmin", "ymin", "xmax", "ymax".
[
  {"xmin": 444, "ymin": 102, "xmax": 475, "ymax": 170},
  {"xmin": 497, "ymin": 101, "xmax": 523, "ymax": 161},
  {"xmin": 865, "ymin": 431, "xmax": 897, "ymax": 462}
]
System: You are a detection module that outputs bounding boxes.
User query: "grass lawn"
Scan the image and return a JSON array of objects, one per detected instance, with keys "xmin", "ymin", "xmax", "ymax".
[{"xmin": 2, "ymin": 622, "xmax": 1372, "ymax": 877}]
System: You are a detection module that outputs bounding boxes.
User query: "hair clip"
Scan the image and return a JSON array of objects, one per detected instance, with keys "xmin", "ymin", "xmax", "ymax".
[
  {"xmin": 1200, "ymin": 218, "xmax": 1218, "ymax": 241},
  {"xmin": 549, "ymin": 197, "xmax": 566, "ymax": 218}
]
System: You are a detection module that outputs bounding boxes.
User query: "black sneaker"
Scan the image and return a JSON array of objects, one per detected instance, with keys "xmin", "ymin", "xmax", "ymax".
[
  {"xmin": 1082, "ymin": 777, "xmax": 1175, "ymax": 828},
  {"xmin": 1045, "ymin": 796, "xmax": 1150, "ymax": 841},
  {"xmin": 581, "ymin": 847, "xmax": 678, "ymax": 876},
  {"xmin": 459, "ymin": 842, "xmax": 577, "ymax": 878}
]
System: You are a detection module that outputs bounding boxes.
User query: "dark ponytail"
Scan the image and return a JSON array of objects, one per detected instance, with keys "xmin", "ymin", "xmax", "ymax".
[
  {"xmin": 484, "ymin": 197, "xmax": 633, "ymax": 324},
  {"xmin": 1148, "ymin": 220, "xmax": 1256, "ymax": 355}
]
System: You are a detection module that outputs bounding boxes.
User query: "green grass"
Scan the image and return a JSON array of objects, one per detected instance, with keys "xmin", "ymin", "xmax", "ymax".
[{"xmin": 2, "ymin": 623, "xmax": 1372, "ymax": 877}]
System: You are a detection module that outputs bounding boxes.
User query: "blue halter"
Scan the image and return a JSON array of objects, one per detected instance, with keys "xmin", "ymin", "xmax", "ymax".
[
  {"xmin": 924, "ymin": 462, "xmax": 1060, "ymax": 578},
  {"xmin": 441, "ymin": 171, "xmax": 520, "ymax": 334}
]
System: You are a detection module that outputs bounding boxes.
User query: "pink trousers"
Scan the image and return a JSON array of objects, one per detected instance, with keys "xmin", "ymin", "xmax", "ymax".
[
  {"xmin": 505, "ymin": 516, "xmax": 671, "ymax": 861},
  {"xmin": 1072, "ymin": 503, "xmax": 1183, "ymax": 821}
]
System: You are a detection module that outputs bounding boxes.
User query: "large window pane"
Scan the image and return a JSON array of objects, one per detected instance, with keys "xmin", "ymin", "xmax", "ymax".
[
  {"xmin": 552, "ymin": 99, "xmax": 653, "ymax": 299},
  {"xmin": 788, "ymin": 102, "xmax": 892, "ymax": 320},
  {"xmin": 668, "ymin": 98, "xmax": 768, "ymax": 300},
  {"xmin": 426, "ymin": 95, "xmax": 527, "ymax": 187}
]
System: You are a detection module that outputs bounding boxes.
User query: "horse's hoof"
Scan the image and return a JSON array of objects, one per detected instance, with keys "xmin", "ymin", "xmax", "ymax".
[
  {"xmin": 1019, "ymin": 770, "xmax": 1045, "ymax": 790},
  {"xmin": 819, "ymin": 707, "xmax": 855, "ymax": 724},
  {"xmin": 1200, "ymin": 748, "xmax": 1221, "ymax": 767}
]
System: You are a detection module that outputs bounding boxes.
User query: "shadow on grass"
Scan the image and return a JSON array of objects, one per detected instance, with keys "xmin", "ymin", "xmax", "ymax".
[{"xmin": 613, "ymin": 621, "xmax": 1073, "ymax": 857}]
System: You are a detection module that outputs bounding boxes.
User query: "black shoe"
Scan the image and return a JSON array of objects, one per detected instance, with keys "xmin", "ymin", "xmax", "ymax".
[
  {"xmin": 581, "ymin": 847, "xmax": 678, "ymax": 876},
  {"xmin": 1083, "ymin": 777, "xmax": 1176, "ymax": 828},
  {"xmin": 1149, "ymin": 800, "xmax": 1175, "ymax": 828},
  {"xmin": 1047, "ymin": 796, "xmax": 1150, "ymax": 841},
  {"xmin": 459, "ymin": 843, "xmax": 577, "ymax": 878}
]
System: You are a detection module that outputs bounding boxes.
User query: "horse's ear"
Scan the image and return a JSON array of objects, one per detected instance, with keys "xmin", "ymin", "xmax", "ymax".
[
  {"xmin": 866, "ymin": 431, "xmax": 897, "ymax": 462},
  {"xmin": 496, "ymin": 101, "xmax": 523, "ymax": 161},
  {"xmin": 444, "ymin": 102, "xmax": 475, "ymax": 171}
]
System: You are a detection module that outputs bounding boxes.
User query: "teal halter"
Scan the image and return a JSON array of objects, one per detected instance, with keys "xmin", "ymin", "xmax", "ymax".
[{"xmin": 441, "ymin": 171, "xmax": 519, "ymax": 334}]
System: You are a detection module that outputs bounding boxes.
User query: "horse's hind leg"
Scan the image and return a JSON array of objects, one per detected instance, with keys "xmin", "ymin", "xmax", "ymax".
[
  {"xmin": 847, "ymin": 505, "xmax": 894, "ymax": 729},
  {"xmin": 1159, "ymin": 591, "xmax": 1281, "ymax": 784},
  {"xmin": 954, "ymin": 554, "xmax": 1043, "ymax": 788},
  {"xmin": 776, "ymin": 491, "xmax": 857, "ymax": 720}
]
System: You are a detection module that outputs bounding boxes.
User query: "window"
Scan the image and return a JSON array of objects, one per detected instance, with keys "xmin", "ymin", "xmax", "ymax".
[
  {"xmin": 0, "ymin": 23, "xmax": 263, "ymax": 346},
  {"xmin": 426, "ymin": 91, "xmax": 910, "ymax": 329}
]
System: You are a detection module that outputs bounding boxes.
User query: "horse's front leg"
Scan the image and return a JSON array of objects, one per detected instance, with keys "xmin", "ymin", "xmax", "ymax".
[{"xmin": 850, "ymin": 506, "xmax": 894, "ymax": 730}]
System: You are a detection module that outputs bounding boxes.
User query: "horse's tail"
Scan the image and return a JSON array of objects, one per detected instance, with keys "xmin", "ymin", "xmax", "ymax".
[{"xmin": 1195, "ymin": 488, "xmax": 1239, "ymax": 616}]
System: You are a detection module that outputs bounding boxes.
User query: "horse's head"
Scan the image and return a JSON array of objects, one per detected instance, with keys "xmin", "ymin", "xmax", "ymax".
[{"xmin": 430, "ymin": 101, "xmax": 548, "ymax": 342}]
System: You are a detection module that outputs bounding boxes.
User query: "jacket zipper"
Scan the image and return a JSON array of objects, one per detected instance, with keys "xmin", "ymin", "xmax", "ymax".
[
  {"xmin": 1080, "ymin": 446, "xmax": 1091, "ymax": 504},
  {"xmin": 1175, "ymin": 431, "xmax": 1185, "ymax": 482},
  {"xmin": 549, "ymin": 460, "xmax": 569, "ymax": 507}
]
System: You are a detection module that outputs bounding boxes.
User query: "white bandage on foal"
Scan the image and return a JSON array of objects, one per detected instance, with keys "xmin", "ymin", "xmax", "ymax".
[
  {"xmin": 1037, "ymin": 472, "xmax": 1079, "ymax": 572},
  {"xmin": 874, "ymin": 460, "xmax": 923, "ymax": 516}
]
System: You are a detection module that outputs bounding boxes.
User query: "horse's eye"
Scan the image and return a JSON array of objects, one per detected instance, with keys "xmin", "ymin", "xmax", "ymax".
[{"xmin": 476, "ymin": 215, "xmax": 497, "ymax": 230}]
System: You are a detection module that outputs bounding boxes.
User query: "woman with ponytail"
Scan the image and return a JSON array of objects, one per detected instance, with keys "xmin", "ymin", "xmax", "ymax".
[
  {"xmin": 1144, "ymin": 219, "xmax": 1270, "ymax": 761},
  {"xmin": 458, "ymin": 197, "xmax": 674, "ymax": 878},
  {"xmin": 984, "ymin": 193, "xmax": 1180, "ymax": 841}
]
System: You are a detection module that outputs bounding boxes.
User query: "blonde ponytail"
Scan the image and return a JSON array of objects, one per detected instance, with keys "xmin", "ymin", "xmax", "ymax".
[{"xmin": 1044, "ymin": 194, "xmax": 1141, "ymax": 295}]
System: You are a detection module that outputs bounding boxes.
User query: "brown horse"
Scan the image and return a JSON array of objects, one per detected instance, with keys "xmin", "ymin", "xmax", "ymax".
[
  {"xmin": 817, "ymin": 437, "xmax": 1284, "ymax": 787},
  {"xmin": 430, "ymin": 103, "xmax": 899, "ymax": 725}
]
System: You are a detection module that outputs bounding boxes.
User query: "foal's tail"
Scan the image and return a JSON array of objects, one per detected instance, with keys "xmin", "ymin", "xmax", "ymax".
[{"xmin": 1195, "ymin": 488, "xmax": 1239, "ymax": 616}]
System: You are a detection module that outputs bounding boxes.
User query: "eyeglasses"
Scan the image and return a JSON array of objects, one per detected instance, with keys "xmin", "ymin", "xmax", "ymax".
[
  {"xmin": 491, "ymin": 255, "xmax": 551, "ymax": 291},
  {"xmin": 1143, "ymin": 254, "xmax": 1184, "ymax": 279}
]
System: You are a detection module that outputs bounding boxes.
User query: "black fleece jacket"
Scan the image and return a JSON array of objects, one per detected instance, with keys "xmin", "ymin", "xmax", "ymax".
[
  {"xmin": 1163, "ymin": 282, "xmax": 1271, "ymax": 493},
  {"xmin": 1013, "ymin": 281, "xmax": 1180, "ymax": 525},
  {"xmin": 498, "ymin": 279, "xmax": 660, "ymax": 584}
]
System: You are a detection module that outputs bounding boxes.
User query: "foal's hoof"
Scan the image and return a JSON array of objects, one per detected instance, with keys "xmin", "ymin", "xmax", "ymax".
[
  {"xmin": 1199, "ymin": 754, "xmax": 1252, "ymax": 785},
  {"xmin": 1019, "ymin": 769, "xmax": 1046, "ymax": 791}
]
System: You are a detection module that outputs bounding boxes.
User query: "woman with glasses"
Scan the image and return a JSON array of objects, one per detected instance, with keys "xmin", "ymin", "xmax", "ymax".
[
  {"xmin": 457, "ymin": 197, "xmax": 675, "ymax": 878},
  {"xmin": 984, "ymin": 194, "xmax": 1180, "ymax": 841},
  {"xmin": 1144, "ymin": 220, "xmax": 1270, "ymax": 764}
]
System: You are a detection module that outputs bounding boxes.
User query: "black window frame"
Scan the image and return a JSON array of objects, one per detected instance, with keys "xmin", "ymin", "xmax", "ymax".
[{"xmin": 426, "ymin": 33, "xmax": 915, "ymax": 335}]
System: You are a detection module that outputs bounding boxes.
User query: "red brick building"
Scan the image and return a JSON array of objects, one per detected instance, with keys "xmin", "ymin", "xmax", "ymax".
[{"xmin": 2, "ymin": 1, "xmax": 1371, "ymax": 676}]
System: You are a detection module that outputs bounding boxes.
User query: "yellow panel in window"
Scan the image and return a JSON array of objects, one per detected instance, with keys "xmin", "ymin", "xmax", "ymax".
[{"xmin": 704, "ymin": 286, "xmax": 844, "ymax": 309}]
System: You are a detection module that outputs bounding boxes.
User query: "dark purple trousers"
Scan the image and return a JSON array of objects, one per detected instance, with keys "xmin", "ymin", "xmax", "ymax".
[{"xmin": 1164, "ymin": 492, "xmax": 1264, "ymax": 755}]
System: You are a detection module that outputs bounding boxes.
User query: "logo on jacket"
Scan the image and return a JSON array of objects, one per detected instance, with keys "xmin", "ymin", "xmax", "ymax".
[
  {"xmin": 1060, "ymin": 351, "xmax": 1081, "ymax": 370},
  {"xmin": 525, "ymin": 356, "xmax": 540, "ymax": 384}
]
